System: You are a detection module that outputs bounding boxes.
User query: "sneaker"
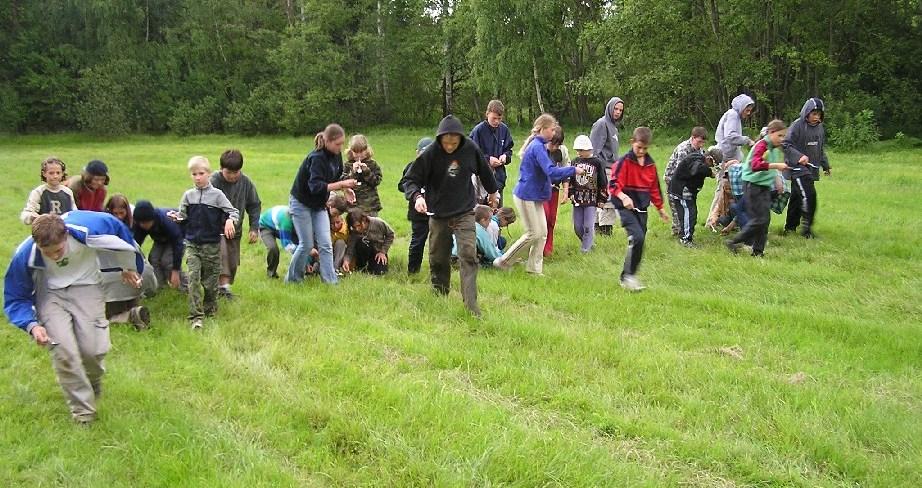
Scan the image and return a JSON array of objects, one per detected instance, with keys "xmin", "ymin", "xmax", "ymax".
[
  {"xmin": 267, "ymin": 270, "xmax": 279, "ymax": 279},
  {"xmin": 492, "ymin": 256, "xmax": 512, "ymax": 271},
  {"xmin": 620, "ymin": 274, "xmax": 646, "ymax": 292},
  {"xmin": 217, "ymin": 287, "xmax": 235, "ymax": 300},
  {"xmin": 751, "ymin": 251, "xmax": 764, "ymax": 258},
  {"xmin": 724, "ymin": 239, "xmax": 741, "ymax": 254},
  {"xmin": 679, "ymin": 239, "xmax": 696, "ymax": 248},
  {"xmin": 191, "ymin": 318, "xmax": 203, "ymax": 330},
  {"xmin": 128, "ymin": 306, "xmax": 151, "ymax": 331},
  {"xmin": 801, "ymin": 230, "xmax": 816, "ymax": 239}
]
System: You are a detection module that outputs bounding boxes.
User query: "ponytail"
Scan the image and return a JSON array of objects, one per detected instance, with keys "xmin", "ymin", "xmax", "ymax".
[
  {"xmin": 314, "ymin": 123, "xmax": 345, "ymax": 151},
  {"xmin": 519, "ymin": 113, "xmax": 558, "ymax": 158}
]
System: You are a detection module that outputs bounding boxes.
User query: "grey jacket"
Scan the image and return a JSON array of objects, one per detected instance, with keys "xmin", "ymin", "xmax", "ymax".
[
  {"xmin": 589, "ymin": 97, "xmax": 624, "ymax": 169},
  {"xmin": 715, "ymin": 94, "xmax": 755, "ymax": 162},
  {"xmin": 210, "ymin": 171, "xmax": 262, "ymax": 236},
  {"xmin": 783, "ymin": 98, "xmax": 829, "ymax": 181}
]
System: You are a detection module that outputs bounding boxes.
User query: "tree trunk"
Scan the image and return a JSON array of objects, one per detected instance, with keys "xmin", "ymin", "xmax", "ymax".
[
  {"xmin": 532, "ymin": 56, "xmax": 545, "ymax": 113},
  {"xmin": 377, "ymin": 0, "xmax": 389, "ymax": 110}
]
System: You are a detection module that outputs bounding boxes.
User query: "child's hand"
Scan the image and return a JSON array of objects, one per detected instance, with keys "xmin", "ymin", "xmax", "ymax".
[
  {"xmin": 574, "ymin": 166, "xmax": 586, "ymax": 175},
  {"xmin": 248, "ymin": 230, "xmax": 258, "ymax": 244},
  {"xmin": 342, "ymin": 259, "xmax": 352, "ymax": 273},
  {"xmin": 798, "ymin": 155, "xmax": 809, "ymax": 166},
  {"xmin": 30, "ymin": 325, "xmax": 50, "ymax": 347},
  {"xmin": 414, "ymin": 195, "xmax": 429, "ymax": 214},
  {"xmin": 375, "ymin": 252, "xmax": 388, "ymax": 265},
  {"xmin": 224, "ymin": 220, "xmax": 236, "ymax": 239},
  {"xmin": 340, "ymin": 178, "xmax": 357, "ymax": 189},
  {"xmin": 122, "ymin": 270, "xmax": 142, "ymax": 289},
  {"xmin": 170, "ymin": 270, "xmax": 181, "ymax": 288},
  {"xmin": 620, "ymin": 195, "xmax": 634, "ymax": 210},
  {"xmin": 344, "ymin": 188, "xmax": 357, "ymax": 204},
  {"xmin": 167, "ymin": 210, "xmax": 182, "ymax": 222},
  {"xmin": 658, "ymin": 208, "xmax": 670, "ymax": 223}
]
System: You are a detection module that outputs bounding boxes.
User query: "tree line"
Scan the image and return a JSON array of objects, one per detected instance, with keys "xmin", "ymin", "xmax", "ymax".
[{"xmin": 1, "ymin": 0, "xmax": 919, "ymax": 140}]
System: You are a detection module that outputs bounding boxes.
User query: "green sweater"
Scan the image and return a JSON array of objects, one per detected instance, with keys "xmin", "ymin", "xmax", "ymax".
[{"xmin": 741, "ymin": 136, "xmax": 782, "ymax": 187}]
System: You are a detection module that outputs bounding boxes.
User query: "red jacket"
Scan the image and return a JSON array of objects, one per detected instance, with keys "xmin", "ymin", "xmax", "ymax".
[
  {"xmin": 609, "ymin": 150, "xmax": 664, "ymax": 210},
  {"xmin": 68, "ymin": 177, "xmax": 107, "ymax": 211}
]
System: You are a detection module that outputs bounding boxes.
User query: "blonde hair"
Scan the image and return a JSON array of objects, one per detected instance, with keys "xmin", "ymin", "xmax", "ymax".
[
  {"xmin": 765, "ymin": 119, "xmax": 787, "ymax": 134},
  {"xmin": 314, "ymin": 123, "xmax": 345, "ymax": 151},
  {"xmin": 187, "ymin": 155, "xmax": 210, "ymax": 172},
  {"xmin": 519, "ymin": 113, "xmax": 558, "ymax": 158},
  {"xmin": 347, "ymin": 134, "xmax": 374, "ymax": 160}
]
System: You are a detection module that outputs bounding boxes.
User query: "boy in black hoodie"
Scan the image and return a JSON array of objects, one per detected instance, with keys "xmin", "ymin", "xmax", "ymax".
[
  {"xmin": 668, "ymin": 146, "xmax": 720, "ymax": 247},
  {"xmin": 401, "ymin": 115, "xmax": 499, "ymax": 317},
  {"xmin": 783, "ymin": 98, "xmax": 830, "ymax": 238}
]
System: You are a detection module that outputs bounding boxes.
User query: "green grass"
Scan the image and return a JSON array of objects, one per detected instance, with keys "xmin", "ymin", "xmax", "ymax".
[{"xmin": 1, "ymin": 131, "xmax": 921, "ymax": 487}]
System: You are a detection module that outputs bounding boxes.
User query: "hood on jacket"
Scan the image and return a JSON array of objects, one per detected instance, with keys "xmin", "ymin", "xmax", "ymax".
[
  {"xmin": 604, "ymin": 97, "xmax": 624, "ymax": 125},
  {"xmin": 731, "ymin": 94, "xmax": 755, "ymax": 116},
  {"xmin": 436, "ymin": 115, "xmax": 465, "ymax": 137},
  {"xmin": 800, "ymin": 98, "xmax": 825, "ymax": 124}
]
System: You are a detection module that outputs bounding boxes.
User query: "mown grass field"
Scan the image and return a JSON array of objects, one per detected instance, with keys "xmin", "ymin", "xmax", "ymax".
[{"xmin": 1, "ymin": 131, "xmax": 921, "ymax": 487}]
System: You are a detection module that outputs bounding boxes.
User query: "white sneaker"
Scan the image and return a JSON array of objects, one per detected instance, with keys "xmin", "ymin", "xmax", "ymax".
[
  {"xmin": 190, "ymin": 318, "xmax": 203, "ymax": 330},
  {"xmin": 620, "ymin": 274, "xmax": 646, "ymax": 292},
  {"xmin": 492, "ymin": 256, "xmax": 512, "ymax": 270}
]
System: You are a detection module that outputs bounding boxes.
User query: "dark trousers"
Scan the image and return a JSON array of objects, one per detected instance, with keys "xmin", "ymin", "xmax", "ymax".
[
  {"xmin": 730, "ymin": 182, "xmax": 772, "ymax": 254},
  {"xmin": 353, "ymin": 238, "xmax": 388, "ymax": 275},
  {"xmin": 407, "ymin": 219, "xmax": 429, "ymax": 274},
  {"xmin": 618, "ymin": 208, "xmax": 649, "ymax": 278},
  {"xmin": 785, "ymin": 177, "xmax": 817, "ymax": 233},
  {"xmin": 429, "ymin": 212, "xmax": 480, "ymax": 315},
  {"xmin": 671, "ymin": 195, "xmax": 698, "ymax": 243}
]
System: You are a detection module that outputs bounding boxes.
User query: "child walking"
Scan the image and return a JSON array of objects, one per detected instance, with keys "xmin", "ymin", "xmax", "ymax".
[
  {"xmin": 210, "ymin": 149, "xmax": 262, "ymax": 300},
  {"xmin": 609, "ymin": 127, "xmax": 670, "ymax": 291},
  {"xmin": 21, "ymin": 156, "xmax": 77, "ymax": 224},
  {"xmin": 398, "ymin": 137, "xmax": 434, "ymax": 274},
  {"xmin": 493, "ymin": 114, "xmax": 581, "ymax": 275},
  {"xmin": 567, "ymin": 135, "xmax": 608, "ymax": 252},
  {"xmin": 170, "ymin": 156, "xmax": 239, "ymax": 329},
  {"xmin": 783, "ymin": 98, "xmax": 830, "ymax": 238},
  {"xmin": 725, "ymin": 119, "xmax": 790, "ymax": 257},
  {"xmin": 341, "ymin": 134, "xmax": 383, "ymax": 216},
  {"xmin": 543, "ymin": 125, "xmax": 569, "ymax": 257}
]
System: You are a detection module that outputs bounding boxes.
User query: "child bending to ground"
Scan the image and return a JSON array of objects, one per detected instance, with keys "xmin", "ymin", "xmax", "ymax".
[
  {"xmin": 343, "ymin": 208, "xmax": 394, "ymax": 275},
  {"xmin": 609, "ymin": 127, "xmax": 670, "ymax": 291}
]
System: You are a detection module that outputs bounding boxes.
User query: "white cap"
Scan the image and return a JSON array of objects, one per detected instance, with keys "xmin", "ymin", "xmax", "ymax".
[{"xmin": 572, "ymin": 135, "xmax": 593, "ymax": 151}]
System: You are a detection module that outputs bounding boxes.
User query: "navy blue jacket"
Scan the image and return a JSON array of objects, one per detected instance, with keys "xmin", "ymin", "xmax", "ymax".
[
  {"xmin": 132, "ymin": 207, "xmax": 185, "ymax": 271},
  {"xmin": 291, "ymin": 148, "xmax": 344, "ymax": 209},
  {"xmin": 469, "ymin": 121, "xmax": 514, "ymax": 188}
]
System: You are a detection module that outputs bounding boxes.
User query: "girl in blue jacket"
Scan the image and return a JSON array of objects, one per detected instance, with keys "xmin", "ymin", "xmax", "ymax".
[{"xmin": 494, "ymin": 114, "xmax": 584, "ymax": 275}]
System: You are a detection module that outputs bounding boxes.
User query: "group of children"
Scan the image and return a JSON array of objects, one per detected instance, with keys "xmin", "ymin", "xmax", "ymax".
[{"xmin": 6, "ymin": 95, "xmax": 830, "ymax": 425}]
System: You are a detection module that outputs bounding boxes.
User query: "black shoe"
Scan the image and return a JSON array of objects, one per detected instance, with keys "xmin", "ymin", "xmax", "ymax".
[
  {"xmin": 751, "ymin": 251, "xmax": 764, "ymax": 257},
  {"xmin": 782, "ymin": 227, "xmax": 796, "ymax": 236},
  {"xmin": 128, "ymin": 306, "xmax": 151, "ymax": 331},
  {"xmin": 801, "ymin": 230, "xmax": 816, "ymax": 239},
  {"xmin": 598, "ymin": 225, "xmax": 613, "ymax": 236},
  {"xmin": 725, "ymin": 239, "xmax": 741, "ymax": 254},
  {"xmin": 217, "ymin": 288, "xmax": 236, "ymax": 300},
  {"xmin": 267, "ymin": 270, "xmax": 279, "ymax": 279}
]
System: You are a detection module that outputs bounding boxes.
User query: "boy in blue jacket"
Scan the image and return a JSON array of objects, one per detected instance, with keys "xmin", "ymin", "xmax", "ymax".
[
  {"xmin": 133, "ymin": 199, "xmax": 186, "ymax": 290},
  {"xmin": 469, "ymin": 100, "xmax": 514, "ymax": 204},
  {"xmin": 3, "ymin": 211, "xmax": 144, "ymax": 424}
]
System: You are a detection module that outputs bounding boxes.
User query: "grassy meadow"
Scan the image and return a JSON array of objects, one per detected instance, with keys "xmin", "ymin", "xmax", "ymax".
[{"xmin": 1, "ymin": 130, "xmax": 921, "ymax": 487}]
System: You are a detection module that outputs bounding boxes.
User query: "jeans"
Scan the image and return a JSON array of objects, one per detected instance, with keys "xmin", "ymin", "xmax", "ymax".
[
  {"xmin": 572, "ymin": 205, "xmax": 597, "ymax": 252},
  {"xmin": 287, "ymin": 196, "xmax": 337, "ymax": 284},
  {"xmin": 428, "ymin": 212, "xmax": 480, "ymax": 315}
]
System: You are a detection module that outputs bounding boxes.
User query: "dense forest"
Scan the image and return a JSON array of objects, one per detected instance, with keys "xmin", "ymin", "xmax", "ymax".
[{"xmin": 1, "ymin": 0, "xmax": 919, "ymax": 139}]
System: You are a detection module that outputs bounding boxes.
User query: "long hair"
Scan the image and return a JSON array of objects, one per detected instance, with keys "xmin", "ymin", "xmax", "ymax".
[
  {"xmin": 519, "ymin": 113, "xmax": 558, "ymax": 158},
  {"xmin": 105, "ymin": 193, "xmax": 133, "ymax": 227},
  {"xmin": 314, "ymin": 124, "xmax": 345, "ymax": 151}
]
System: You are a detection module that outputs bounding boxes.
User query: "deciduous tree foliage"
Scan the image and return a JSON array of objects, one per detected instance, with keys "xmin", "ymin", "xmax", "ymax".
[{"xmin": 0, "ymin": 0, "xmax": 918, "ymax": 137}]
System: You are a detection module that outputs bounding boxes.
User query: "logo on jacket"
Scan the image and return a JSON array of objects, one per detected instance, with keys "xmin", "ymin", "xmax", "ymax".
[
  {"xmin": 55, "ymin": 257, "xmax": 69, "ymax": 267},
  {"xmin": 448, "ymin": 160, "xmax": 460, "ymax": 178}
]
